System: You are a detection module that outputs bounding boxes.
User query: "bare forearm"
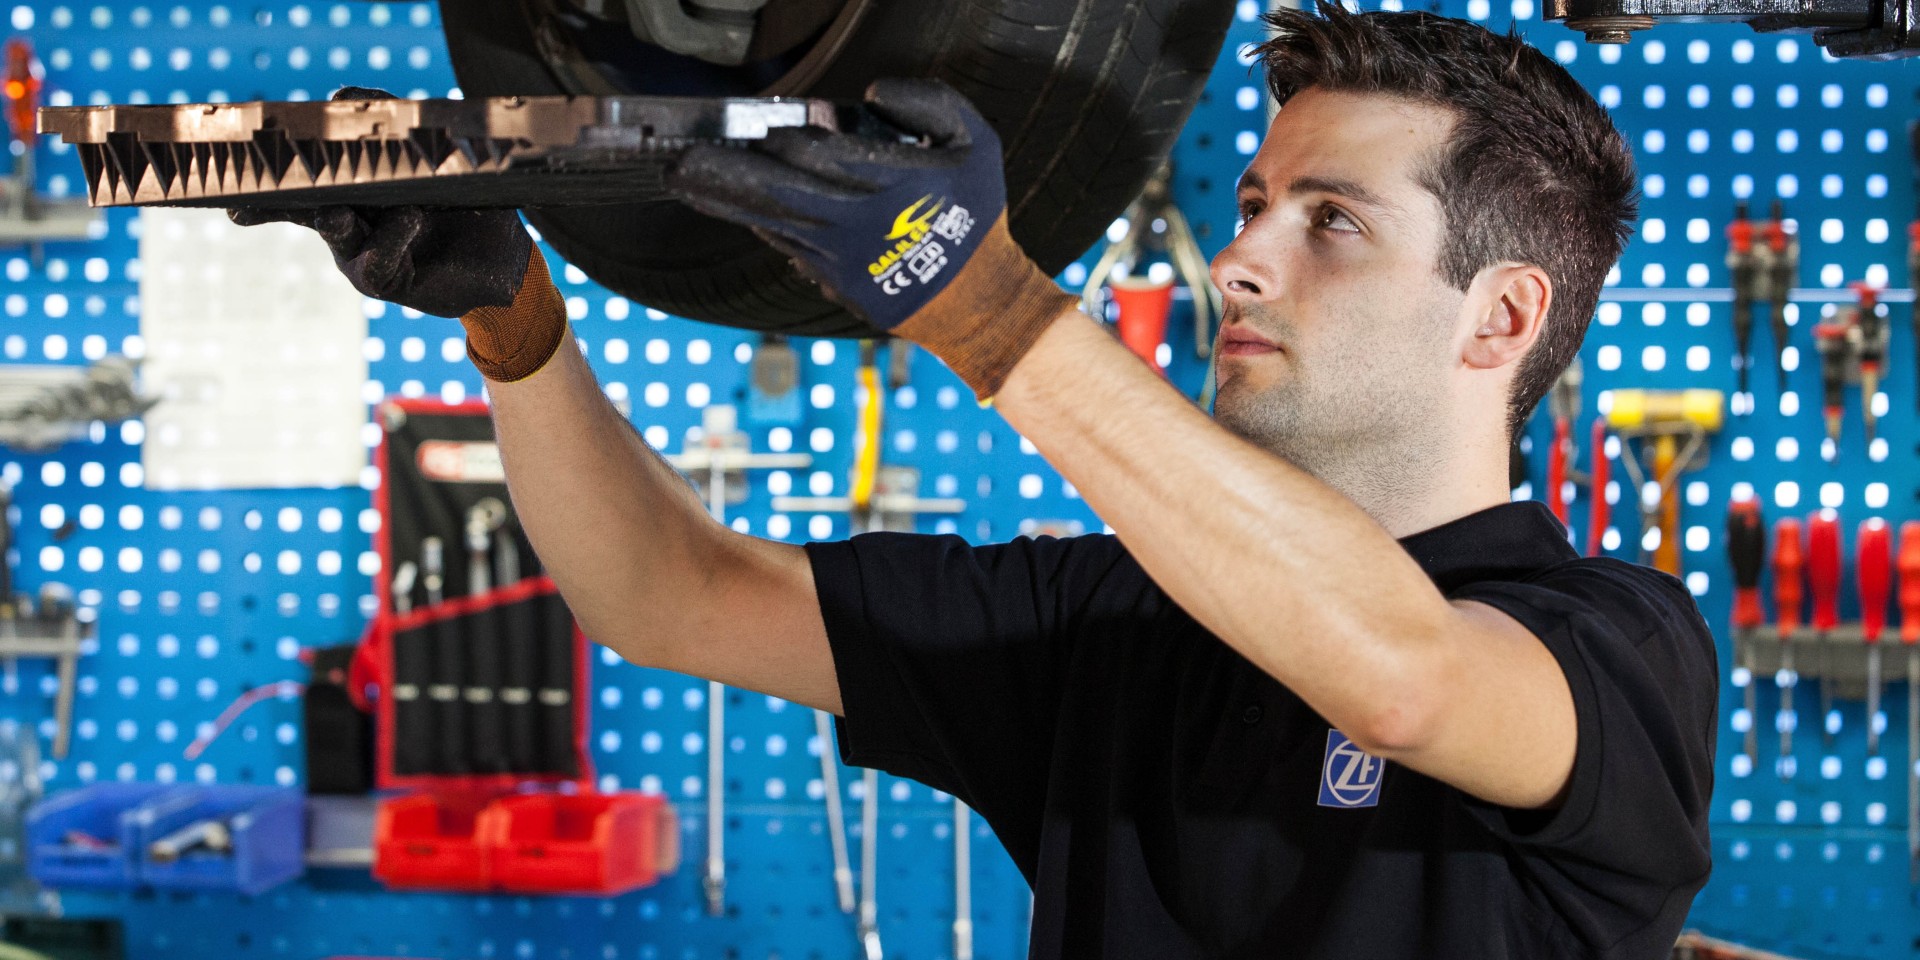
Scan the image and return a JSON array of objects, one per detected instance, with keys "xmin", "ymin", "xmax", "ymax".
[
  {"xmin": 994, "ymin": 311, "xmax": 1459, "ymax": 748},
  {"xmin": 486, "ymin": 331, "xmax": 734, "ymax": 664}
]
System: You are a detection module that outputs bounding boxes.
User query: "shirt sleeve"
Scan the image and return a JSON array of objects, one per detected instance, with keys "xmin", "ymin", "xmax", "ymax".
[
  {"xmin": 805, "ymin": 532, "xmax": 1127, "ymax": 827},
  {"xmin": 1447, "ymin": 560, "xmax": 1717, "ymax": 955}
]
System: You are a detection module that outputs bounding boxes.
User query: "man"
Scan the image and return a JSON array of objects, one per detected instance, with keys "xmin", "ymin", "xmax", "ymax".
[{"xmin": 240, "ymin": 5, "xmax": 1715, "ymax": 956}]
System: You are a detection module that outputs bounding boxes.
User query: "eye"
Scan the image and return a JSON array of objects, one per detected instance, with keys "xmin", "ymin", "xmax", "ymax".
[
  {"xmin": 1314, "ymin": 204, "xmax": 1361, "ymax": 234},
  {"xmin": 1236, "ymin": 199, "xmax": 1264, "ymax": 225}
]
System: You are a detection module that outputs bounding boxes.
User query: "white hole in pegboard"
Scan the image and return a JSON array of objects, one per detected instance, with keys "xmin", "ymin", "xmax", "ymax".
[
  {"xmin": 1870, "ymin": 438, "xmax": 1890, "ymax": 462},
  {"xmin": 810, "ymin": 384, "xmax": 835, "ymax": 409},
  {"xmin": 1598, "ymin": 43, "xmax": 1620, "ymax": 63},
  {"xmin": 1598, "ymin": 85, "xmax": 1621, "ymax": 109},
  {"xmin": 1868, "ymin": 174, "xmax": 1889, "ymax": 197},
  {"xmin": 1868, "ymin": 803, "xmax": 1889, "ymax": 825},
  {"xmin": 1642, "ymin": 87, "xmax": 1665, "ymax": 109},
  {"xmin": 1687, "ymin": 304, "xmax": 1710, "ymax": 327},
  {"xmin": 809, "ymin": 428, "xmax": 834, "ymax": 452},
  {"xmin": 1685, "ymin": 346, "xmax": 1710, "ymax": 371},
  {"xmin": 1597, "ymin": 303, "xmax": 1621, "ymax": 326},
  {"xmin": 1641, "ymin": 264, "xmax": 1665, "ymax": 286},
  {"xmin": 1776, "ymin": 437, "xmax": 1799, "ymax": 461},
  {"xmin": 1641, "ymin": 303, "xmax": 1665, "ymax": 326},
  {"xmin": 1642, "ymin": 219, "xmax": 1665, "ymax": 243},
  {"xmin": 1732, "ymin": 83, "xmax": 1754, "ymax": 107},
  {"xmin": 1777, "ymin": 800, "xmax": 1797, "ymax": 823},
  {"xmin": 1641, "ymin": 131, "xmax": 1662, "ymax": 155},
  {"xmin": 1775, "ymin": 481, "xmax": 1800, "ymax": 508},
  {"xmin": 1776, "ymin": 130, "xmax": 1798, "ymax": 153},
  {"xmin": 1640, "ymin": 346, "xmax": 1666, "ymax": 370},
  {"xmin": 1821, "ymin": 130, "xmax": 1842, "ymax": 154},
  {"xmin": 1821, "ymin": 175, "xmax": 1842, "ymax": 198},
  {"xmin": 1732, "ymin": 175, "xmax": 1753, "ymax": 199},
  {"xmin": 1685, "ymin": 130, "xmax": 1707, "ymax": 153},
  {"xmin": 810, "ymin": 341, "xmax": 836, "ymax": 365},
  {"xmin": 1866, "ymin": 263, "xmax": 1889, "ymax": 287},
  {"xmin": 1867, "ymin": 129, "xmax": 1889, "ymax": 153},
  {"xmin": 1686, "ymin": 174, "xmax": 1707, "ymax": 198},
  {"xmin": 1780, "ymin": 391, "xmax": 1800, "ymax": 416},
  {"xmin": 808, "ymin": 516, "xmax": 832, "ymax": 539},
  {"xmin": 1820, "ymin": 483, "xmax": 1845, "ymax": 507},
  {"xmin": 1777, "ymin": 174, "xmax": 1799, "ymax": 198},
  {"xmin": 1553, "ymin": 40, "xmax": 1576, "ymax": 63}
]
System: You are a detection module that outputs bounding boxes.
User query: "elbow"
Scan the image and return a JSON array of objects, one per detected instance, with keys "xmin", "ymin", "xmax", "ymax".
[{"xmin": 1342, "ymin": 652, "xmax": 1455, "ymax": 760}]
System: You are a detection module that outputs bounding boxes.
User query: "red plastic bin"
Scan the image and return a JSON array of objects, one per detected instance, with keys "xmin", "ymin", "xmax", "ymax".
[
  {"xmin": 371, "ymin": 794, "xmax": 492, "ymax": 891},
  {"xmin": 482, "ymin": 792, "xmax": 666, "ymax": 894}
]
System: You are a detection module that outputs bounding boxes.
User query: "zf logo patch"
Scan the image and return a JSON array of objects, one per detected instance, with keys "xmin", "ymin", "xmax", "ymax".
[{"xmin": 1318, "ymin": 729, "xmax": 1385, "ymax": 809}]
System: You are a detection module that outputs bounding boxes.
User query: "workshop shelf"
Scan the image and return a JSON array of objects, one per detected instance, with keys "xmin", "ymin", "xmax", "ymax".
[
  {"xmin": 133, "ymin": 785, "xmax": 305, "ymax": 895},
  {"xmin": 25, "ymin": 784, "xmax": 175, "ymax": 890},
  {"xmin": 483, "ymin": 792, "xmax": 669, "ymax": 895},
  {"xmin": 372, "ymin": 793, "xmax": 493, "ymax": 892}
]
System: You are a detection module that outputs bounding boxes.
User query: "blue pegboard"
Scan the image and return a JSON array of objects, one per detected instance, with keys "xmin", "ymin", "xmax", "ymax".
[{"xmin": 4, "ymin": 0, "xmax": 1920, "ymax": 957}]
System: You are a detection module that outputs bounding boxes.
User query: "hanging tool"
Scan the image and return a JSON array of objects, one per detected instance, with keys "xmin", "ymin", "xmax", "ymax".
[
  {"xmin": 1773, "ymin": 516, "xmax": 1805, "ymax": 778},
  {"xmin": 1896, "ymin": 521, "xmax": 1920, "ymax": 881},
  {"xmin": 771, "ymin": 348, "xmax": 966, "ymax": 956},
  {"xmin": 813, "ymin": 709, "xmax": 855, "ymax": 916},
  {"xmin": 1546, "ymin": 360, "xmax": 1581, "ymax": 525},
  {"xmin": 1759, "ymin": 201, "xmax": 1799, "ymax": 394},
  {"xmin": 1605, "ymin": 389, "xmax": 1724, "ymax": 576},
  {"xmin": 851, "ymin": 342, "xmax": 886, "ymax": 960},
  {"xmin": 1847, "ymin": 283, "xmax": 1889, "ymax": 444},
  {"xmin": 1726, "ymin": 201, "xmax": 1758, "ymax": 399},
  {"xmin": 1808, "ymin": 509, "xmax": 1842, "ymax": 750},
  {"xmin": 1859, "ymin": 517, "xmax": 1892, "ymax": 757},
  {"xmin": 1081, "ymin": 162, "xmax": 1220, "ymax": 399},
  {"xmin": 147, "ymin": 818, "xmax": 232, "ymax": 863},
  {"xmin": 746, "ymin": 333, "xmax": 803, "ymax": 426},
  {"xmin": 1727, "ymin": 496, "xmax": 1766, "ymax": 767},
  {"xmin": 1910, "ymin": 122, "xmax": 1920, "ymax": 415},
  {"xmin": 954, "ymin": 797, "xmax": 973, "ymax": 960},
  {"xmin": 1586, "ymin": 416, "xmax": 1610, "ymax": 558},
  {"xmin": 1813, "ymin": 310, "xmax": 1853, "ymax": 455},
  {"xmin": 465, "ymin": 498, "xmax": 509, "ymax": 773},
  {"xmin": 664, "ymin": 404, "xmax": 812, "ymax": 917},
  {"xmin": 1108, "ymin": 275, "xmax": 1175, "ymax": 375},
  {"xmin": 3, "ymin": 38, "xmax": 40, "ymax": 222},
  {"xmin": 421, "ymin": 538, "xmax": 445, "ymax": 606}
]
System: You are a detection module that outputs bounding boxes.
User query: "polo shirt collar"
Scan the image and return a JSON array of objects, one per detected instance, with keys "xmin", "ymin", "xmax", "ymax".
[{"xmin": 1396, "ymin": 501, "xmax": 1578, "ymax": 594}]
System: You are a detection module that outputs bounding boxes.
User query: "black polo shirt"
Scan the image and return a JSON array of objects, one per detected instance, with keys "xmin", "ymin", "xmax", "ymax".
[{"xmin": 806, "ymin": 500, "xmax": 1717, "ymax": 959}]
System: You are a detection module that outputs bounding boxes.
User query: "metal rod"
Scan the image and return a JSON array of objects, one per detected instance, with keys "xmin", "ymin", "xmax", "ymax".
[{"xmin": 815, "ymin": 708, "xmax": 855, "ymax": 914}]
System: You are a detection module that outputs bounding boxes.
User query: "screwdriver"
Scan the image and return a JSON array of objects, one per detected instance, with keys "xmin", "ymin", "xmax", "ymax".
[
  {"xmin": 1586, "ymin": 416, "xmax": 1610, "ymax": 558},
  {"xmin": 1726, "ymin": 202, "xmax": 1757, "ymax": 398},
  {"xmin": 1727, "ymin": 496, "xmax": 1766, "ymax": 767},
  {"xmin": 1847, "ymin": 284, "xmax": 1888, "ymax": 444},
  {"xmin": 1809, "ymin": 509, "xmax": 1842, "ymax": 750},
  {"xmin": 1860, "ymin": 518, "xmax": 1892, "ymax": 757},
  {"xmin": 1896, "ymin": 521, "xmax": 1920, "ymax": 882},
  {"xmin": 1773, "ymin": 516, "xmax": 1806, "ymax": 777},
  {"xmin": 1813, "ymin": 315, "xmax": 1852, "ymax": 455},
  {"xmin": 1546, "ymin": 361, "xmax": 1580, "ymax": 525},
  {"xmin": 1762, "ymin": 201, "xmax": 1799, "ymax": 394}
]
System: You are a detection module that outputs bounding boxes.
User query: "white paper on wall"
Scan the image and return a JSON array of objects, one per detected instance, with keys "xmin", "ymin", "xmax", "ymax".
[{"xmin": 138, "ymin": 208, "xmax": 369, "ymax": 490}]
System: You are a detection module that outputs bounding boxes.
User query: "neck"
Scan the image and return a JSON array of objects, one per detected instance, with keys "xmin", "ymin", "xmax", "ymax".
[{"xmin": 1298, "ymin": 428, "xmax": 1511, "ymax": 540}]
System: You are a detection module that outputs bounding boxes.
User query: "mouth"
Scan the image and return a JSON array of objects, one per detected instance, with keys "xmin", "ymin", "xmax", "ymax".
[{"xmin": 1218, "ymin": 326, "xmax": 1282, "ymax": 358}]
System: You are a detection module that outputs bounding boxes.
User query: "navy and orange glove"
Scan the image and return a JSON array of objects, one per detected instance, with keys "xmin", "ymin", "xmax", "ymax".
[
  {"xmin": 228, "ymin": 86, "xmax": 566, "ymax": 383},
  {"xmin": 666, "ymin": 78, "xmax": 1075, "ymax": 400}
]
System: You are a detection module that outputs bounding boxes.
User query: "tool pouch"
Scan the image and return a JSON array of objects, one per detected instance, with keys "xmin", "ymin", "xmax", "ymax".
[{"xmin": 353, "ymin": 399, "xmax": 591, "ymax": 790}]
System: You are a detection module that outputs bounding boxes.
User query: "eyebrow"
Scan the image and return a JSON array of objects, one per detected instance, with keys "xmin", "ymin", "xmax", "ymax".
[{"xmin": 1235, "ymin": 169, "xmax": 1404, "ymax": 220}]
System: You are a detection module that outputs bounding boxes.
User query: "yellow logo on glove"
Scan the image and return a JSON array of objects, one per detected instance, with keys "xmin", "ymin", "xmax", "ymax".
[{"xmin": 868, "ymin": 194, "xmax": 946, "ymax": 277}]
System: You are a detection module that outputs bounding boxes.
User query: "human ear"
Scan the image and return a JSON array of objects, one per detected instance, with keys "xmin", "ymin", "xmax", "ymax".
[{"xmin": 1460, "ymin": 264, "xmax": 1551, "ymax": 371}]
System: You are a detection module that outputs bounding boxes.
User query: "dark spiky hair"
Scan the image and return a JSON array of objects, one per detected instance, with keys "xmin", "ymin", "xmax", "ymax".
[{"xmin": 1254, "ymin": 2, "xmax": 1637, "ymax": 437}]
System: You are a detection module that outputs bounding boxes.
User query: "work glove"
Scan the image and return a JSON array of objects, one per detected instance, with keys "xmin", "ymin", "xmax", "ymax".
[
  {"xmin": 227, "ymin": 86, "xmax": 567, "ymax": 383},
  {"xmin": 666, "ymin": 79, "xmax": 1076, "ymax": 400}
]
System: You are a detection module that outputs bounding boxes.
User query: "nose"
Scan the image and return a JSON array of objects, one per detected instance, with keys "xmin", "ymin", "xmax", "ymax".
[{"xmin": 1210, "ymin": 222, "xmax": 1274, "ymax": 305}]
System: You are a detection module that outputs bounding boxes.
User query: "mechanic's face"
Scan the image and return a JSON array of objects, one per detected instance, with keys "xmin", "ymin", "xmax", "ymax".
[{"xmin": 1211, "ymin": 89, "xmax": 1466, "ymax": 484}]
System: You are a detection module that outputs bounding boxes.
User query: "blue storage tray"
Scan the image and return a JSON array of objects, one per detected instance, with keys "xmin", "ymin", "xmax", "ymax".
[
  {"xmin": 25, "ymin": 784, "xmax": 177, "ymax": 890},
  {"xmin": 133, "ymin": 785, "xmax": 305, "ymax": 896}
]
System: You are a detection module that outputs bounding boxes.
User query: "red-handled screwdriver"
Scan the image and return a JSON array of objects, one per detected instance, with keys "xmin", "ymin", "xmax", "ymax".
[
  {"xmin": 1728, "ymin": 496, "xmax": 1766, "ymax": 766},
  {"xmin": 1586, "ymin": 416, "xmax": 1610, "ymax": 558},
  {"xmin": 1809, "ymin": 509, "xmax": 1843, "ymax": 749},
  {"xmin": 1859, "ymin": 518, "xmax": 1892, "ymax": 756},
  {"xmin": 1774, "ymin": 516, "xmax": 1806, "ymax": 776},
  {"xmin": 1897, "ymin": 521, "xmax": 1920, "ymax": 881}
]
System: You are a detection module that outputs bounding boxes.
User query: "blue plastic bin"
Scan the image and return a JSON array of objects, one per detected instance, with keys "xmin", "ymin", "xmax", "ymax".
[
  {"xmin": 25, "ymin": 784, "xmax": 177, "ymax": 890},
  {"xmin": 133, "ymin": 785, "xmax": 305, "ymax": 895}
]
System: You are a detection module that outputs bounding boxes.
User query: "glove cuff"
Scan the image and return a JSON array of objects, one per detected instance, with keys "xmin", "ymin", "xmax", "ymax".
[
  {"xmin": 462, "ymin": 246, "xmax": 568, "ymax": 383},
  {"xmin": 892, "ymin": 213, "xmax": 1077, "ymax": 401}
]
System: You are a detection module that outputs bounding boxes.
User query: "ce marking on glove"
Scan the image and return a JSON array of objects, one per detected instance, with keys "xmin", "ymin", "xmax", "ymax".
[
  {"xmin": 870, "ymin": 196, "xmax": 977, "ymax": 295},
  {"xmin": 1319, "ymin": 730, "xmax": 1385, "ymax": 809}
]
